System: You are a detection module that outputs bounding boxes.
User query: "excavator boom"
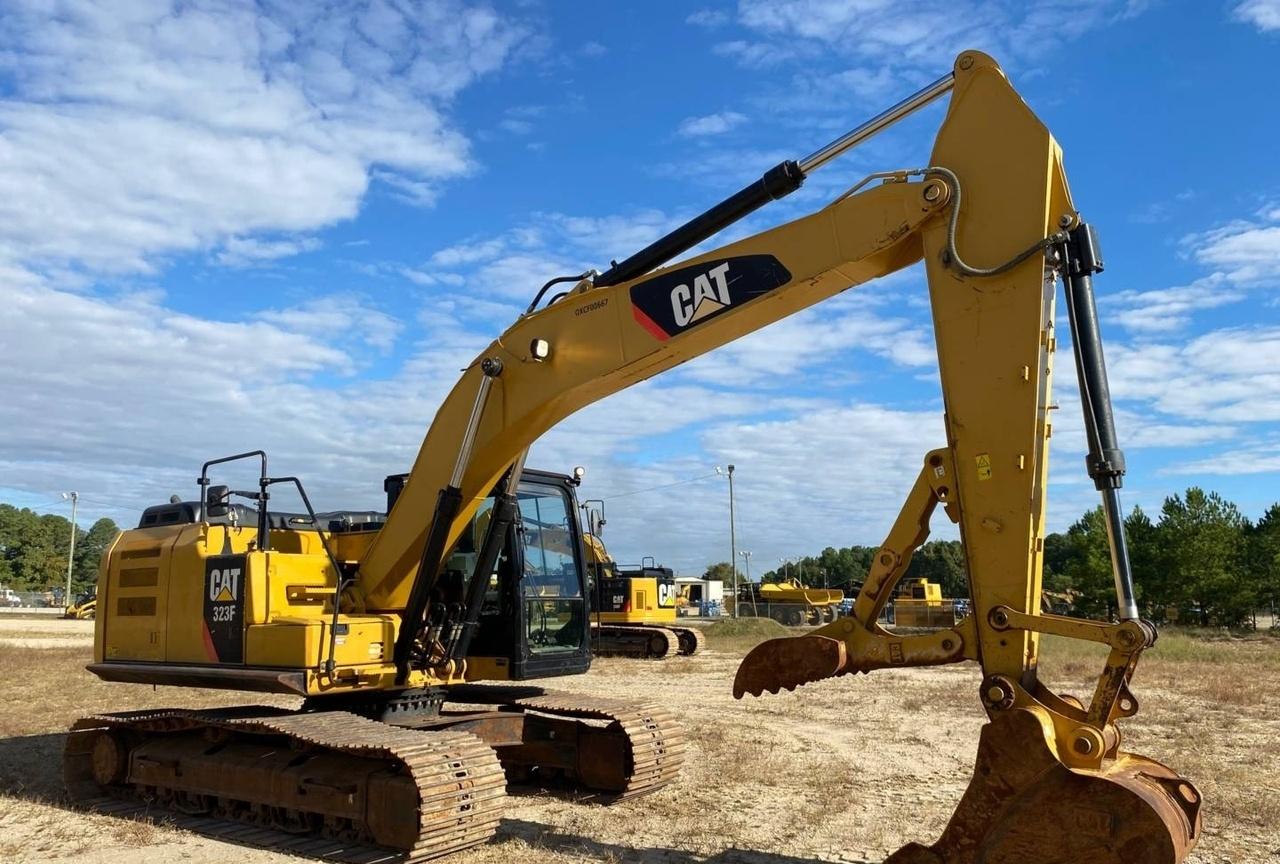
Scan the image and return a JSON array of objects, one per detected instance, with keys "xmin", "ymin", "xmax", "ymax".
[{"xmin": 356, "ymin": 50, "xmax": 1199, "ymax": 862}]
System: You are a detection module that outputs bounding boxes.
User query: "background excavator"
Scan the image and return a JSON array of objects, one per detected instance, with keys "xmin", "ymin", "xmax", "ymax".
[
  {"xmin": 70, "ymin": 50, "xmax": 1199, "ymax": 863},
  {"xmin": 579, "ymin": 504, "xmax": 705, "ymax": 658}
]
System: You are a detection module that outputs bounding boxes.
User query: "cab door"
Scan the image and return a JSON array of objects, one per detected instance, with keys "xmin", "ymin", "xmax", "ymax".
[{"xmin": 510, "ymin": 473, "xmax": 590, "ymax": 679}]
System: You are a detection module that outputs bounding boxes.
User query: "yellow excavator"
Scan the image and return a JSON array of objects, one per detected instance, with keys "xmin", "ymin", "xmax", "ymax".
[
  {"xmin": 580, "ymin": 526, "xmax": 705, "ymax": 658},
  {"xmin": 70, "ymin": 50, "xmax": 1198, "ymax": 863}
]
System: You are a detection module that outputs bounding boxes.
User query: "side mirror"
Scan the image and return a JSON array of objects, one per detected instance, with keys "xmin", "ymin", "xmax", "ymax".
[
  {"xmin": 206, "ymin": 484, "xmax": 230, "ymax": 518},
  {"xmin": 589, "ymin": 510, "xmax": 604, "ymax": 537}
]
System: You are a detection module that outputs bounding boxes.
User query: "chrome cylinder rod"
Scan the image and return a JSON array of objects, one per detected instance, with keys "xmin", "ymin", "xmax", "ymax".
[
  {"xmin": 450, "ymin": 358, "xmax": 502, "ymax": 489},
  {"xmin": 798, "ymin": 72, "xmax": 956, "ymax": 174},
  {"xmin": 594, "ymin": 68, "xmax": 956, "ymax": 288}
]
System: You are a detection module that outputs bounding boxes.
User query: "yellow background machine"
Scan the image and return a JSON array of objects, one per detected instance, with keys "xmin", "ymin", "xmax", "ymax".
[
  {"xmin": 892, "ymin": 578, "xmax": 961, "ymax": 628},
  {"xmin": 583, "ymin": 532, "xmax": 705, "ymax": 658},
  {"xmin": 730, "ymin": 578, "xmax": 844, "ymax": 625}
]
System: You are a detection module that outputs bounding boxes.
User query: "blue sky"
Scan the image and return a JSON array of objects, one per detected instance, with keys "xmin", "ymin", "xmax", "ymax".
[{"xmin": 2, "ymin": 0, "xmax": 1278, "ymax": 576}]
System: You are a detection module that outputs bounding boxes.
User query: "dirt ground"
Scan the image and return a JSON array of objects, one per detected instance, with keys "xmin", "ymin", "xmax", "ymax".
[{"xmin": 0, "ymin": 617, "xmax": 1276, "ymax": 863}]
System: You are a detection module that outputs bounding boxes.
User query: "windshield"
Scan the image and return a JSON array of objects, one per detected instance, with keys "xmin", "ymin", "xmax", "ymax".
[{"xmin": 517, "ymin": 483, "xmax": 582, "ymax": 600}]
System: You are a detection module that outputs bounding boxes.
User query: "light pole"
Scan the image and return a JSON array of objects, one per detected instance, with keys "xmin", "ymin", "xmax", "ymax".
[
  {"xmin": 739, "ymin": 550, "xmax": 752, "ymax": 584},
  {"xmin": 727, "ymin": 464, "xmax": 737, "ymax": 617},
  {"xmin": 61, "ymin": 491, "xmax": 78, "ymax": 608},
  {"xmin": 716, "ymin": 465, "xmax": 739, "ymax": 616}
]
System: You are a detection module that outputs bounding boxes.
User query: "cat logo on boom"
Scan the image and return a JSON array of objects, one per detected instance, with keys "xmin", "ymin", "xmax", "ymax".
[
  {"xmin": 670, "ymin": 262, "xmax": 732, "ymax": 327},
  {"xmin": 629, "ymin": 254, "xmax": 792, "ymax": 341}
]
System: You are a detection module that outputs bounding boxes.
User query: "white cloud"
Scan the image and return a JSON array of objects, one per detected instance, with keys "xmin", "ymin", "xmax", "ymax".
[
  {"xmin": 1234, "ymin": 0, "xmax": 1280, "ymax": 31},
  {"xmin": 422, "ymin": 209, "xmax": 677, "ymax": 299},
  {"xmin": 677, "ymin": 111, "xmax": 748, "ymax": 137},
  {"xmin": 710, "ymin": 0, "xmax": 1145, "ymax": 141},
  {"xmin": 1161, "ymin": 440, "xmax": 1280, "ymax": 476},
  {"xmin": 1108, "ymin": 274, "xmax": 1245, "ymax": 333},
  {"xmin": 215, "ymin": 236, "xmax": 322, "ymax": 268},
  {"xmin": 712, "ymin": 40, "xmax": 797, "ymax": 69},
  {"xmin": 734, "ymin": 0, "xmax": 1133, "ymax": 62},
  {"xmin": 1109, "ymin": 206, "xmax": 1280, "ymax": 332},
  {"xmin": 1193, "ymin": 212, "xmax": 1280, "ymax": 283},
  {"xmin": 1109, "ymin": 326, "xmax": 1280, "ymax": 423},
  {"xmin": 0, "ymin": 276, "xmax": 487, "ymax": 522},
  {"xmin": 0, "ymin": 0, "xmax": 528, "ymax": 278},
  {"xmin": 256, "ymin": 295, "xmax": 403, "ymax": 353},
  {"xmin": 499, "ymin": 118, "xmax": 534, "ymax": 135},
  {"xmin": 431, "ymin": 238, "xmax": 510, "ymax": 267},
  {"xmin": 677, "ymin": 287, "xmax": 936, "ymax": 389},
  {"xmin": 686, "ymin": 9, "xmax": 731, "ymax": 28},
  {"xmin": 565, "ymin": 402, "xmax": 951, "ymax": 573}
]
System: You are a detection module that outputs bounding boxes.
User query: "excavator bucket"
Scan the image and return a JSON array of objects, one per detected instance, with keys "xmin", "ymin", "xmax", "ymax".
[
  {"xmin": 886, "ymin": 708, "xmax": 1201, "ymax": 864},
  {"xmin": 733, "ymin": 635, "xmax": 846, "ymax": 698}
]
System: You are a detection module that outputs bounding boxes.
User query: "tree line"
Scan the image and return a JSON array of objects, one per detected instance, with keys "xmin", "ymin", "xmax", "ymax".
[
  {"xmin": 0, "ymin": 504, "xmax": 119, "ymax": 596},
  {"xmin": 703, "ymin": 487, "xmax": 1279, "ymax": 628}
]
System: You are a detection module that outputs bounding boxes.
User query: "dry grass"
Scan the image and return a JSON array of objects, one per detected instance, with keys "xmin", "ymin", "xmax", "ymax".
[
  {"xmin": 0, "ymin": 620, "xmax": 1275, "ymax": 863},
  {"xmin": 700, "ymin": 617, "xmax": 793, "ymax": 654}
]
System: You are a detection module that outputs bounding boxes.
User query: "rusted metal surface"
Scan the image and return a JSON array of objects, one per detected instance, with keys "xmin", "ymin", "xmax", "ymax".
[
  {"xmin": 64, "ymin": 707, "xmax": 507, "ymax": 862},
  {"xmin": 732, "ymin": 635, "xmax": 847, "ymax": 698},
  {"xmin": 885, "ymin": 708, "xmax": 1201, "ymax": 864},
  {"xmin": 501, "ymin": 690, "xmax": 686, "ymax": 799}
]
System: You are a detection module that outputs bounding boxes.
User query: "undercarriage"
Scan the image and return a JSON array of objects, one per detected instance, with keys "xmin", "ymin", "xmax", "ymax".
[
  {"xmin": 65, "ymin": 686, "xmax": 684, "ymax": 861},
  {"xmin": 590, "ymin": 623, "xmax": 705, "ymax": 659}
]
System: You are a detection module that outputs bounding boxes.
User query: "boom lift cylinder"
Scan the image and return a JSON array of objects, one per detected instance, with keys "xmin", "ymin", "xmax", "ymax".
[{"xmin": 593, "ymin": 71, "xmax": 956, "ymax": 289}]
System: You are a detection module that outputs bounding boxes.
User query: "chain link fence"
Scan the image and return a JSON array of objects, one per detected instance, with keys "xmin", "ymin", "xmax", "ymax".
[{"xmin": 0, "ymin": 588, "xmax": 68, "ymax": 609}]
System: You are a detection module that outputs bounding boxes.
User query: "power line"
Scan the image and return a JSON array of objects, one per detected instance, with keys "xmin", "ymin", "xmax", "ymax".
[{"xmin": 596, "ymin": 470, "xmax": 722, "ymax": 501}]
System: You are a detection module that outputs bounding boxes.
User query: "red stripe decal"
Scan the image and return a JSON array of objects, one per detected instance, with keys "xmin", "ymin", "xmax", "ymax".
[
  {"xmin": 632, "ymin": 304, "xmax": 670, "ymax": 342},
  {"xmin": 201, "ymin": 620, "xmax": 220, "ymax": 662}
]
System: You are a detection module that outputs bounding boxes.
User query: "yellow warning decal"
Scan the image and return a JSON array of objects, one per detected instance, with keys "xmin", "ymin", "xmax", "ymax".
[{"xmin": 976, "ymin": 453, "xmax": 993, "ymax": 481}]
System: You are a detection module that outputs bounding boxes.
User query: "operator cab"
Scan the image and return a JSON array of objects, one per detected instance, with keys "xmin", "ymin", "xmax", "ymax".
[{"xmin": 431, "ymin": 468, "xmax": 591, "ymax": 679}]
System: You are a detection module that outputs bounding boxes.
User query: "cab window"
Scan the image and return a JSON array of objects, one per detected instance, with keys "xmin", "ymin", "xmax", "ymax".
[{"xmin": 517, "ymin": 482, "xmax": 584, "ymax": 654}]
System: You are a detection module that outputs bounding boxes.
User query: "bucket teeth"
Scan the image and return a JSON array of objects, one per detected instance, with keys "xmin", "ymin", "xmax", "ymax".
[{"xmin": 733, "ymin": 635, "xmax": 847, "ymax": 698}]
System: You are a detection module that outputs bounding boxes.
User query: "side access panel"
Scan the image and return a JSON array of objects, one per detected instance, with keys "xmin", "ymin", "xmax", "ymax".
[{"xmin": 100, "ymin": 529, "xmax": 174, "ymax": 662}]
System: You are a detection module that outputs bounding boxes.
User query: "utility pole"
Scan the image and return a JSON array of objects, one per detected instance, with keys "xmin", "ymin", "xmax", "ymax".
[
  {"xmin": 739, "ymin": 550, "xmax": 752, "ymax": 584},
  {"xmin": 61, "ymin": 491, "xmax": 78, "ymax": 608},
  {"xmin": 727, "ymin": 464, "xmax": 737, "ymax": 618}
]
